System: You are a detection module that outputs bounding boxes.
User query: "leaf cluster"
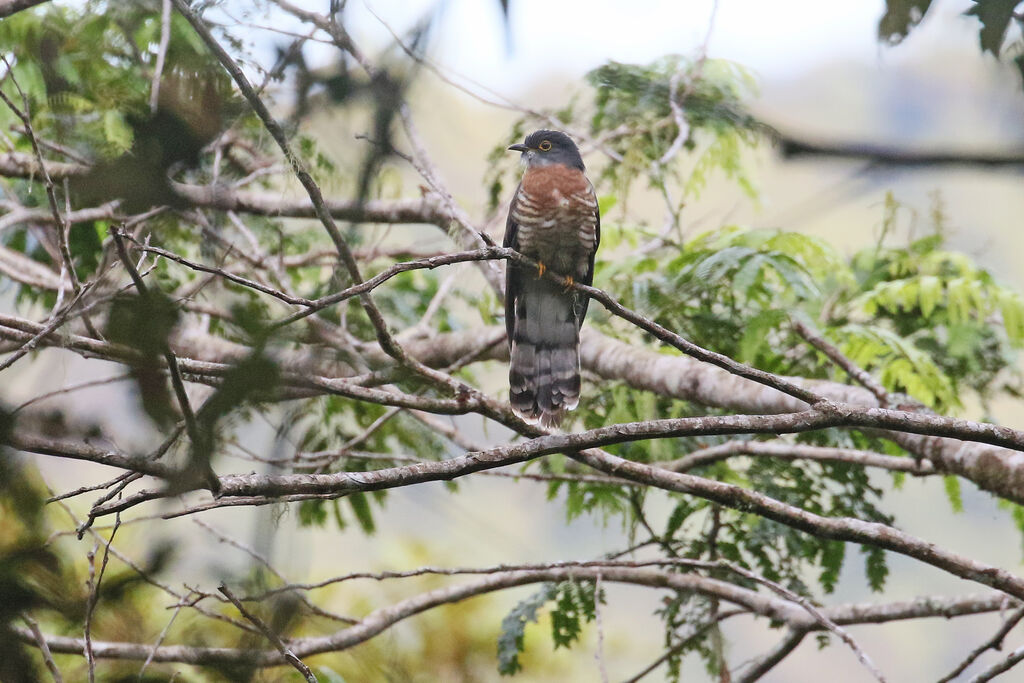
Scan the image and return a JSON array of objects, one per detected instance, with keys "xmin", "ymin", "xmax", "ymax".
[
  {"xmin": 497, "ymin": 579, "xmax": 601, "ymax": 676},
  {"xmin": 881, "ymin": 0, "xmax": 1024, "ymax": 85}
]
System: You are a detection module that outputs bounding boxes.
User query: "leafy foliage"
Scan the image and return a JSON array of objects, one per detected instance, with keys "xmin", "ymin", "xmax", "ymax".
[
  {"xmin": 497, "ymin": 585, "xmax": 555, "ymax": 675},
  {"xmin": 497, "ymin": 579, "xmax": 601, "ymax": 676},
  {"xmin": 586, "ymin": 56, "xmax": 764, "ymax": 198},
  {"xmin": 882, "ymin": 0, "xmax": 1024, "ymax": 84}
]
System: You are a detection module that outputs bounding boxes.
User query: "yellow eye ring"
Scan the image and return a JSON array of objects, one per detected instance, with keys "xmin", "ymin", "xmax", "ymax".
[{"xmin": 538, "ymin": 140, "xmax": 552, "ymax": 151}]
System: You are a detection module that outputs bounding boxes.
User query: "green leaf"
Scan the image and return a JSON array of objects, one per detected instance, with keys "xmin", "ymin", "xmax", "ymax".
[
  {"xmin": 879, "ymin": 0, "xmax": 935, "ymax": 44},
  {"xmin": 964, "ymin": 0, "xmax": 1020, "ymax": 55},
  {"xmin": 664, "ymin": 498, "xmax": 694, "ymax": 538},
  {"xmin": 819, "ymin": 540, "xmax": 845, "ymax": 593},
  {"xmin": 298, "ymin": 499, "xmax": 328, "ymax": 527},
  {"xmin": 862, "ymin": 546, "xmax": 889, "ymax": 592},
  {"xmin": 917, "ymin": 275, "xmax": 941, "ymax": 317},
  {"xmin": 943, "ymin": 475, "xmax": 964, "ymax": 513},
  {"xmin": 348, "ymin": 492, "xmax": 376, "ymax": 535},
  {"xmin": 551, "ymin": 579, "xmax": 598, "ymax": 649},
  {"xmin": 497, "ymin": 585, "xmax": 555, "ymax": 676},
  {"xmin": 597, "ymin": 194, "xmax": 618, "ymax": 214},
  {"xmin": 67, "ymin": 221, "xmax": 103, "ymax": 277},
  {"xmin": 102, "ymin": 109, "xmax": 133, "ymax": 153},
  {"xmin": 331, "ymin": 500, "xmax": 347, "ymax": 531},
  {"xmin": 316, "ymin": 666, "xmax": 348, "ymax": 683}
]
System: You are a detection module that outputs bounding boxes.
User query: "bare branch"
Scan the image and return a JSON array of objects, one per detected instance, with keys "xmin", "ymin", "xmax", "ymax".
[
  {"xmin": 714, "ymin": 560, "xmax": 887, "ymax": 682},
  {"xmin": 735, "ymin": 629, "xmax": 807, "ymax": 683},
  {"xmin": 777, "ymin": 133, "xmax": 1024, "ymax": 168},
  {"xmin": 660, "ymin": 440, "xmax": 935, "ymax": 475},
  {"xmin": 938, "ymin": 605, "xmax": 1024, "ymax": 683},
  {"xmin": 791, "ymin": 317, "xmax": 891, "ymax": 405},
  {"xmin": 110, "ymin": 227, "xmax": 218, "ymax": 493},
  {"xmin": 20, "ymin": 614, "xmax": 64, "ymax": 683},
  {"xmin": 149, "ymin": 0, "xmax": 172, "ymax": 113},
  {"xmin": 7, "ymin": 432, "xmax": 177, "ymax": 479},
  {"xmin": 218, "ymin": 583, "xmax": 318, "ymax": 683},
  {"xmin": 968, "ymin": 644, "xmax": 1024, "ymax": 682},
  {"xmin": 0, "ymin": 0, "xmax": 50, "ymax": 18}
]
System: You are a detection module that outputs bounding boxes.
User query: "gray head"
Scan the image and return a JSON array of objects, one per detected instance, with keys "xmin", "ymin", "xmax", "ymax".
[{"xmin": 508, "ymin": 130, "xmax": 585, "ymax": 171}]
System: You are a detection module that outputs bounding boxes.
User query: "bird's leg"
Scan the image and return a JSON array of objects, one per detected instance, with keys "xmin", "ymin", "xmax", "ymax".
[
  {"xmin": 536, "ymin": 261, "xmax": 546, "ymax": 278},
  {"xmin": 562, "ymin": 276, "xmax": 575, "ymax": 291}
]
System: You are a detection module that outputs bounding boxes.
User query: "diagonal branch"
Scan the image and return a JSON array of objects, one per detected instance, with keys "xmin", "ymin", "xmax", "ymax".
[
  {"xmin": 218, "ymin": 584, "xmax": 317, "ymax": 683},
  {"xmin": 109, "ymin": 227, "xmax": 218, "ymax": 493},
  {"xmin": 735, "ymin": 629, "xmax": 807, "ymax": 683},
  {"xmin": 938, "ymin": 605, "xmax": 1024, "ymax": 683},
  {"xmin": 791, "ymin": 317, "xmax": 891, "ymax": 406}
]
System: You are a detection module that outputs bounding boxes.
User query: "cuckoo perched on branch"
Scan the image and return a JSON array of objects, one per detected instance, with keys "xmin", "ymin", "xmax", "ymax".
[{"xmin": 504, "ymin": 130, "xmax": 601, "ymax": 427}]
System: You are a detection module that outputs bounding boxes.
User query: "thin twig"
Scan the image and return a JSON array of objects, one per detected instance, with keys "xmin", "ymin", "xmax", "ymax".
[
  {"xmin": 702, "ymin": 560, "xmax": 888, "ymax": 683},
  {"xmin": 0, "ymin": 283, "xmax": 91, "ymax": 373},
  {"xmin": 594, "ymin": 571, "xmax": 610, "ymax": 683},
  {"xmin": 109, "ymin": 226, "xmax": 218, "ymax": 493},
  {"xmin": 193, "ymin": 519, "xmax": 355, "ymax": 624},
  {"xmin": 83, "ymin": 542, "xmax": 98, "ymax": 682},
  {"xmin": 660, "ymin": 439, "xmax": 935, "ymax": 475},
  {"xmin": 791, "ymin": 317, "xmax": 890, "ymax": 405},
  {"xmin": 734, "ymin": 629, "xmax": 807, "ymax": 683},
  {"xmin": 218, "ymin": 583, "xmax": 318, "ymax": 683},
  {"xmin": 13, "ymin": 374, "xmax": 132, "ymax": 414},
  {"xmin": 128, "ymin": 239, "xmax": 315, "ymax": 306},
  {"xmin": 149, "ymin": 0, "xmax": 172, "ymax": 113},
  {"xmin": 621, "ymin": 609, "xmax": 745, "ymax": 683},
  {"xmin": 137, "ymin": 601, "xmax": 184, "ymax": 681},
  {"xmin": 938, "ymin": 604, "xmax": 1024, "ymax": 682},
  {"xmin": 22, "ymin": 614, "xmax": 64, "ymax": 683},
  {"xmin": 968, "ymin": 644, "xmax": 1024, "ymax": 682}
]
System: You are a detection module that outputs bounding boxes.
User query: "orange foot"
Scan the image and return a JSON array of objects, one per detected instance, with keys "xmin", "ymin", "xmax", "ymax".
[
  {"xmin": 563, "ymin": 276, "xmax": 575, "ymax": 291},
  {"xmin": 536, "ymin": 262, "xmax": 546, "ymax": 278}
]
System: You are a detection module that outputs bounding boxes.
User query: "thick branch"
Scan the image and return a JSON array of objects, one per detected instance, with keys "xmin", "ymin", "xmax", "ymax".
[
  {"xmin": 78, "ymin": 402, "xmax": 1024, "ymax": 514},
  {"xmin": 575, "ymin": 329, "xmax": 1024, "ymax": 503},
  {"xmin": 0, "ymin": 0, "xmax": 50, "ymax": 18},
  {"xmin": 0, "ymin": 153, "xmax": 449, "ymax": 226},
  {"xmin": 7, "ymin": 432, "xmax": 176, "ymax": 479},
  {"xmin": 13, "ymin": 567, "xmax": 1012, "ymax": 667},
  {"xmin": 171, "ymin": 182, "xmax": 448, "ymax": 225}
]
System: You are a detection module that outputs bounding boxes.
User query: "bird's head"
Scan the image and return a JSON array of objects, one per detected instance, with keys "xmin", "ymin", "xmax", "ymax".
[{"xmin": 508, "ymin": 130, "xmax": 585, "ymax": 171}]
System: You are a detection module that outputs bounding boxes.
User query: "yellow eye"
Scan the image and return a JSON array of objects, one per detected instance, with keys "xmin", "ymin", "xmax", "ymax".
[{"xmin": 538, "ymin": 140, "xmax": 552, "ymax": 151}]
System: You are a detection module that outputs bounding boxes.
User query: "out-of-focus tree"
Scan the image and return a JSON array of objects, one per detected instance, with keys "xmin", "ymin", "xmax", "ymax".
[
  {"xmin": 882, "ymin": 0, "xmax": 1024, "ymax": 83},
  {"xmin": 2, "ymin": 2, "xmax": 1024, "ymax": 682}
]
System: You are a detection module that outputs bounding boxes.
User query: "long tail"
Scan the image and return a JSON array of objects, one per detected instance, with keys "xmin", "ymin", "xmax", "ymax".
[{"xmin": 509, "ymin": 277, "xmax": 581, "ymax": 427}]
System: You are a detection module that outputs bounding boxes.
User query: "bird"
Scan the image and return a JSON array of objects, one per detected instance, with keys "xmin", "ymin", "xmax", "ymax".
[{"xmin": 503, "ymin": 130, "xmax": 601, "ymax": 427}]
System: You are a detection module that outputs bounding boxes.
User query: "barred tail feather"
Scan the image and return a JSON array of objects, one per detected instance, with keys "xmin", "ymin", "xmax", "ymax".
[{"xmin": 509, "ymin": 278, "xmax": 581, "ymax": 427}]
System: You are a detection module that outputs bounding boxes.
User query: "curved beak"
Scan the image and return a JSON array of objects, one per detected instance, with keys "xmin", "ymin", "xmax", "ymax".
[{"xmin": 507, "ymin": 143, "xmax": 529, "ymax": 153}]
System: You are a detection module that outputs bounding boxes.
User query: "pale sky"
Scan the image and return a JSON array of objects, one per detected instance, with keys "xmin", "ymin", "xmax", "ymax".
[{"xmin": 329, "ymin": 0, "xmax": 983, "ymax": 92}]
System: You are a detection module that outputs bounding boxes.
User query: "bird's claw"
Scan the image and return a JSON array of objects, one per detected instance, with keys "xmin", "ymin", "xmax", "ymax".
[
  {"xmin": 536, "ymin": 262, "xmax": 546, "ymax": 278},
  {"xmin": 563, "ymin": 276, "xmax": 575, "ymax": 291}
]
